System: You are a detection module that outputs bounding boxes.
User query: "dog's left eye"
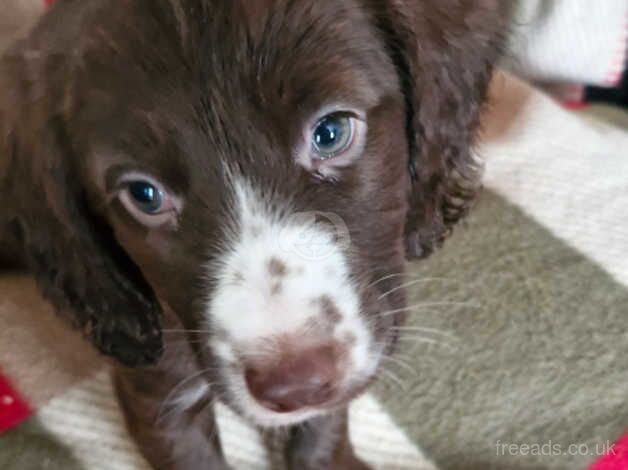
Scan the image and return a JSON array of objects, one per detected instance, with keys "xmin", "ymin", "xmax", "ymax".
[{"xmin": 117, "ymin": 174, "xmax": 180, "ymax": 227}]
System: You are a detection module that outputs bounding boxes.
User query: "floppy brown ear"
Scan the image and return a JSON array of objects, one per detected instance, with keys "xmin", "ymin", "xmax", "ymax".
[
  {"xmin": 378, "ymin": 0, "xmax": 510, "ymax": 258},
  {"xmin": 0, "ymin": 40, "xmax": 162, "ymax": 366}
]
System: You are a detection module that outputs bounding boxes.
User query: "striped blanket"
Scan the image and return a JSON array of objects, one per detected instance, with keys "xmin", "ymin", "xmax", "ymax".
[{"xmin": 2, "ymin": 70, "xmax": 628, "ymax": 470}]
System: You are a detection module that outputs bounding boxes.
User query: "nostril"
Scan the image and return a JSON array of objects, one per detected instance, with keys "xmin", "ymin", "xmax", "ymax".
[
  {"xmin": 244, "ymin": 344, "xmax": 338, "ymax": 413},
  {"xmin": 244, "ymin": 368, "xmax": 284, "ymax": 412}
]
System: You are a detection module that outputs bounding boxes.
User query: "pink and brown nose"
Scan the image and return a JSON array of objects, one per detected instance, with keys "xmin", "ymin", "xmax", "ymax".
[{"xmin": 244, "ymin": 344, "xmax": 339, "ymax": 413}]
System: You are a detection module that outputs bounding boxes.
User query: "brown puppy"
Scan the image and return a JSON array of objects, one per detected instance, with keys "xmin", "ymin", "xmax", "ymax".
[{"xmin": 0, "ymin": 1, "xmax": 509, "ymax": 468}]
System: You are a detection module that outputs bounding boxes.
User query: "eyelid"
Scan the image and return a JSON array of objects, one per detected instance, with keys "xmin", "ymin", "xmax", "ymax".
[
  {"xmin": 310, "ymin": 108, "xmax": 366, "ymax": 129},
  {"xmin": 115, "ymin": 171, "xmax": 165, "ymax": 192}
]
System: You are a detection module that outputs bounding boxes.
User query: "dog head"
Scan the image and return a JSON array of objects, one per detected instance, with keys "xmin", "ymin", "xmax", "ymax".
[{"xmin": 0, "ymin": 0, "xmax": 508, "ymax": 425}]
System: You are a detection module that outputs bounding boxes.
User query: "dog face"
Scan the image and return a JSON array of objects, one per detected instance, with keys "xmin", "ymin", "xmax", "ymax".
[
  {"xmin": 84, "ymin": 0, "xmax": 409, "ymax": 426},
  {"xmin": 0, "ymin": 0, "xmax": 508, "ymax": 426}
]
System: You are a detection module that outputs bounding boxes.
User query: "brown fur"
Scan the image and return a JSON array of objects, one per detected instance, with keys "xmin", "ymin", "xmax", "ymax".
[{"xmin": 0, "ymin": 0, "xmax": 509, "ymax": 468}]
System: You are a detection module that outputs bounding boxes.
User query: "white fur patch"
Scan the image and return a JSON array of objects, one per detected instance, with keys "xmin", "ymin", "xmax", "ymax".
[{"xmin": 205, "ymin": 178, "xmax": 376, "ymax": 425}]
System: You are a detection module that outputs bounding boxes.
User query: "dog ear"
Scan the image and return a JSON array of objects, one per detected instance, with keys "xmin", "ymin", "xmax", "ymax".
[
  {"xmin": 377, "ymin": 0, "xmax": 509, "ymax": 258},
  {"xmin": 0, "ymin": 42, "xmax": 162, "ymax": 366}
]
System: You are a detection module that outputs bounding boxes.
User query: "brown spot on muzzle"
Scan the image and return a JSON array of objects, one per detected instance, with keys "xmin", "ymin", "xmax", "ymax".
[
  {"xmin": 343, "ymin": 332, "xmax": 357, "ymax": 347},
  {"xmin": 267, "ymin": 257, "xmax": 288, "ymax": 278},
  {"xmin": 231, "ymin": 271, "xmax": 244, "ymax": 284},
  {"xmin": 316, "ymin": 295, "xmax": 342, "ymax": 324},
  {"xmin": 270, "ymin": 281, "xmax": 282, "ymax": 296}
]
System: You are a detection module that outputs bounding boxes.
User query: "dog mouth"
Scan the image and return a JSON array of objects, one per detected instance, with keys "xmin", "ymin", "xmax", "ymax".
[{"xmin": 226, "ymin": 372, "xmax": 375, "ymax": 427}]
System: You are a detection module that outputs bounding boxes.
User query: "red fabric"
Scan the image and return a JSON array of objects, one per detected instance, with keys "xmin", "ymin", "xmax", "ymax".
[
  {"xmin": 562, "ymin": 101, "xmax": 590, "ymax": 110},
  {"xmin": 44, "ymin": 0, "xmax": 55, "ymax": 6},
  {"xmin": 0, "ymin": 372, "xmax": 32, "ymax": 433},
  {"xmin": 590, "ymin": 433, "xmax": 628, "ymax": 470}
]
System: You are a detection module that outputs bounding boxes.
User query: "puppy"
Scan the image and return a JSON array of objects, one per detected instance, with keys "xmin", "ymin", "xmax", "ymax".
[{"xmin": 0, "ymin": 0, "xmax": 509, "ymax": 468}]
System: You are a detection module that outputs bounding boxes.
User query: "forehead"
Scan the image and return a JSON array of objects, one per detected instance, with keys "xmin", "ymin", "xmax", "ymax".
[
  {"xmin": 76, "ymin": 0, "xmax": 398, "ymax": 184},
  {"xmin": 76, "ymin": 0, "xmax": 394, "ymax": 114},
  {"xmin": 200, "ymin": 0, "xmax": 393, "ymax": 97},
  {"xmin": 195, "ymin": 1, "xmax": 396, "ymax": 140}
]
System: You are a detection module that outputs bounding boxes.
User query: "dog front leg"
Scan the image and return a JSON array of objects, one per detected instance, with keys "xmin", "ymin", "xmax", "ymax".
[
  {"xmin": 113, "ymin": 365, "xmax": 230, "ymax": 470},
  {"xmin": 285, "ymin": 409, "xmax": 371, "ymax": 470}
]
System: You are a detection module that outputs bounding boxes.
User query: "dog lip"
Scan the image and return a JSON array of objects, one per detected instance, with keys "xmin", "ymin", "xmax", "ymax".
[
  {"xmin": 259, "ymin": 399, "xmax": 295, "ymax": 413},
  {"xmin": 253, "ymin": 384, "xmax": 337, "ymax": 414},
  {"xmin": 245, "ymin": 377, "xmax": 371, "ymax": 419},
  {"xmin": 252, "ymin": 398, "xmax": 330, "ymax": 417}
]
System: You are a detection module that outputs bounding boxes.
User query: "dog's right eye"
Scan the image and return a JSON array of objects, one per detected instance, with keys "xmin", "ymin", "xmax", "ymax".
[
  {"xmin": 311, "ymin": 114, "xmax": 355, "ymax": 159},
  {"xmin": 297, "ymin": 108, "xmax": 368, "ymax": 180},
  {"xmin": 117, "ymin": 174, "xmax": 180, "ymax": 227}
]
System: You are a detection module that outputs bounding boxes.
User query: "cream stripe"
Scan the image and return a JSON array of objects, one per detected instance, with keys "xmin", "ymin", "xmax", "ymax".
[
  {"xmin": 482, "ymin": 72, "xmax": 628, "ymax": 287},
  {"xmin": 38, "ymin": 370, "xmax": 436, "ymax": 469},
  {"xmin": 351, "ymin": 394, "xmax": 437, "ymax": 470},
  {"xmin": 503, "ymin": 0, "xmax": 628, "ymax": 85},
  {"xmin": 39, "ymin": 370, "xmax": 150, "ymax": 470}
]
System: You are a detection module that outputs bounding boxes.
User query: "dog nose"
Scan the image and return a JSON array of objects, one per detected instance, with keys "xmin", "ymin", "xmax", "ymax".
[{"xmin": 244, "ymin": 344, "xmax": 338, "ymax": 413}]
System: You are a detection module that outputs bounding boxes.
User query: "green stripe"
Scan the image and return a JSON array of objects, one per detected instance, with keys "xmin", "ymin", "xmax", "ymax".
[
  {"xmin": 0, "ymin": 417, "xmax": 84, "ymax": 470},
  {"xmin": 374, "ymin": 190, "xmax": 628, "ymax": 470}
]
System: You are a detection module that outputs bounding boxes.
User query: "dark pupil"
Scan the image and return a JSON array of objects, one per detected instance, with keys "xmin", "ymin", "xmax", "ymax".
[
  {"xmin": 129, "ymin": 182, "xmax": 161, "ymax": 213},
  {"xmin": 314, "ymin": 117, "xmax": 342, "ymax": 149}
]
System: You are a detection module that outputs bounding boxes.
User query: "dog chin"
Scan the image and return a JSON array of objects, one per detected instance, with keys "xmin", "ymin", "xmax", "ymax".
[{"xmin": 229, "ymin": 389, "xmax": 329, "ymax": 428}]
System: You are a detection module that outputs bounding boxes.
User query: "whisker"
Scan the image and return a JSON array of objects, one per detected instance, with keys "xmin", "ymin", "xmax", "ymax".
[
  {"xmin": 366, "ymin": 272, "xmax": 416, "ymax": 289},
  {"xmin": 391, "ymin": 325, "xmax": 460, "ymax": 341},
  {"xmin": 156, "ymin": 369, "xmax": 213, "ymax": 423},
  {"xmin": 378, "ymin": 300, "xmax": 479, "ymax": 317},
  {"xmin": 161, "ymin": 329, "xmax": 212, "ymax": 335},
  {"xmin": 397, "ymin": 335, "xmax": 459, "ymax": 351},
  {"xmin": 375, "ymin": 374, "xmax": 394, "ymax": 390},
  {"xmin": 370, "ymin": 352, "xmax": 411, "ymax": 388},
  {"xmin": 379, "ymin": 354, "xmax": 416, "ymax": 375},
  {"xmin": 377, "ymin": 367, "xmax": 406, "ymax": 390},
  {"xmin": 389, "ymin": 351, "xmax": 416, "ymax": 366},
  {"xmin": 377, "ymin": 277, "xmax": 454, "ymax": 300}
]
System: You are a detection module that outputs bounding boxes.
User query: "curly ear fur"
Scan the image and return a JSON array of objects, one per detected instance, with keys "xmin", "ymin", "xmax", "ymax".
[
  {"xmin": 0, "ymin": 32, "xmax": 162, "ymax": 366},
  {"xmin": 377, "ymin": 0, "xmax": 510, "ymax": 258}
]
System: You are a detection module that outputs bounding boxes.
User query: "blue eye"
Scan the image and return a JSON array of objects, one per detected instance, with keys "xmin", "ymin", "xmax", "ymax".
[
  {"xmin": 127, "ymin": 180, "xmax": 164, "ymax": 214},
  {"xmin": 312, "ymin": 114, "xmax": 354, "ymax": 159}
]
